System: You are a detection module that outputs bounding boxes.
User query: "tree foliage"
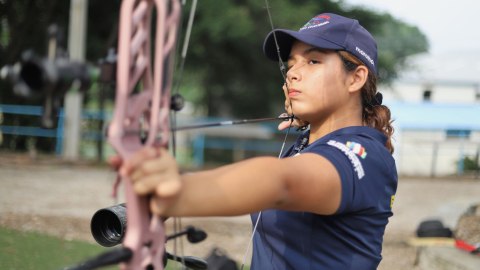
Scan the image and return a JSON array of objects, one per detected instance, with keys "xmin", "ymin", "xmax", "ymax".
[
  {"xmin": 0, "ymin": 0, "xmax": 428, "ymax": 151},
  {"xmin": 178, "ymin": 0, "xmax": 429, "ymax": 118}
]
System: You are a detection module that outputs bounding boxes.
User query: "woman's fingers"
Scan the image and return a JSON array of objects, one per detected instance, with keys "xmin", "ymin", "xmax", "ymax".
[
  {"xmin": 150, "ymin": 196, "xmax": 177, "ymax": 216},
  {"xmin": 120, "ymin": 147, "xmax": 166, "ymax": 177},
  {"xmin": 124, "ymin": 147, "xmax": 182, "ymax": 197},
  {"xmin": 129, "ymin": 148, "xmax": 176, "ymax": 180},
  {"xmin": 278, "ymin": 118, "xmax": 309, "ymax": 130},
  {"xmin": 133, "ymin": 173, "xmax": 165, "ymax": 195},
  {"xmin": 133, "ymin": 170, "xmax": 181, "ymax": 196},
  {"xmin": 155, "ymin": 177, "xmax": 182, "ymax": 197},
  {"xmin": 278, "ymin": 120, "xmax": 293, "ymax": 131},
  {"xmin": 130, "ymin": 154, "xmax": 166, "ymax": 181}
]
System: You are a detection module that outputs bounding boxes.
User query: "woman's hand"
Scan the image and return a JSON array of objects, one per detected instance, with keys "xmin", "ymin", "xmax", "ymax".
[
  {"xmin": 278, "ymin": 84, "xmax": 309, "ymax": 131},
  {"xmin": 117, "ymin": 147, "xmax": 182, "ymax": 216}
]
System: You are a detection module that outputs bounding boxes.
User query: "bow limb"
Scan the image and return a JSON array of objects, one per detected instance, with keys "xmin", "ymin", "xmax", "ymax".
[{"xmin": 108, "ymin": 0, "xmax": 181, "ymax": 269}]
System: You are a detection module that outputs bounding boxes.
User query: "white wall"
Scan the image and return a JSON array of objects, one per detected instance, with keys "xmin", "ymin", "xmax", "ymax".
[
  {"xmin": 396, "ymin": 129, "xmax": 480, "ymax": 176},
  {"xmin": 380, "ymin": 81, "xmax": 479, "ymax": 104}
]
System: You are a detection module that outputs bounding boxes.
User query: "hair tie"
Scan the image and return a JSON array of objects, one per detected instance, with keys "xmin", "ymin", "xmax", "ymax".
[{"xmin": 370, "ymin": 92, "xmax": 383, "ymax": 106}]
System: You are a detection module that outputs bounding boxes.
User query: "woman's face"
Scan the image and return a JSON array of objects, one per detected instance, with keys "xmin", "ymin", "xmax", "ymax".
[{"xmin": 285, "ymin": 40, "xmax": 352, "ymax": 123}]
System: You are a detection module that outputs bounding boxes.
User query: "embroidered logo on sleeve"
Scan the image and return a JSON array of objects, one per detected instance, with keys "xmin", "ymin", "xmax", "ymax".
[
  {"xmin": 346, "ymin": 141, "xmax": 367, "ymax": 159},
  {"xmin": 390, "ymin": 195, "xmax": 395, "ymax": 208},
  {"xmin": 327, "ymin": 140, "xmax": 365, "ymax": 179}
]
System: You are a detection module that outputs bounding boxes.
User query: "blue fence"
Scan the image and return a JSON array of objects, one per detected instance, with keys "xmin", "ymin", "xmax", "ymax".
[
  {"xmin": 0, "ymin": 105, "xmax": 115, "ymax": 155},
  {"xmin": 0, "ymin": 105, "xmax": 65, "ymax": 154}
]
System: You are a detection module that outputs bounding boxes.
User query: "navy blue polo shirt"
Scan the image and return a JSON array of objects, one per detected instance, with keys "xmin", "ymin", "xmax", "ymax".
[{"xmin": 250, "ymin": 126, "xmax": 397, "ymax": 270}]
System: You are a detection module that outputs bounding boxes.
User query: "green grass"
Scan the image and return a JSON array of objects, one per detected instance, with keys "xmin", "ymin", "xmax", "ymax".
[
  {"xmin": 0, "ymin": 226, "xmax": 186, "ymax": 270},
  {"xmin": 0, "ymin": 226, "xmax": 118, "ymax": 270}
]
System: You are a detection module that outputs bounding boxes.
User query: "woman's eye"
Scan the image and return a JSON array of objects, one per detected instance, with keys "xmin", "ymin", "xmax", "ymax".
[{"xmin": 309, "ymin": 60, "xmax": 319, "ymax": 65}]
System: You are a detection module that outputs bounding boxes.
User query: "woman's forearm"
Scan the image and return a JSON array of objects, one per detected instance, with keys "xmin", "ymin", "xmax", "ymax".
[
  {"xmin": 181, "ymin": 157, "xmax": 268, "ymax": 182},
  {"xmin": 169, "ymin": 157, "xmax": 289, "ymax": 217}
]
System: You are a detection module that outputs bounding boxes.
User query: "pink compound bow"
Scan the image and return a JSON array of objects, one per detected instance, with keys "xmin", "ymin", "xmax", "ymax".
[{"xmin": 107, "ymin": 0, "xmax": 180, "ymax": 269}]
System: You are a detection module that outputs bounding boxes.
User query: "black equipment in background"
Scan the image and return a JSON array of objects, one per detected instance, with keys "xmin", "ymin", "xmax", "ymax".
[
  {"xmin": 205, "ymin": 248, "xmax": 238, "ymax": 270},
  {"xmin": 0, "ymin": 24, "xmax": 96, "ymax": 129},
  {"xmin": 416, "ymin": 219, "xmax": 453, "ymax": 238}
]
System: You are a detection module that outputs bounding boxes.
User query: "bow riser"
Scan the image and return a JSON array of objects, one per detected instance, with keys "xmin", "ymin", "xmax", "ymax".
[{"xmin": 108, "ymin": 0, "xmax": 181, "ymax": 269}]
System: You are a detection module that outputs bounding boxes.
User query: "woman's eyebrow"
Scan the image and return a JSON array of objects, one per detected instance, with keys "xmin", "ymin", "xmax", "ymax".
[
  {"xmin": 288, "ymin": 47, "xmax": 327, "ymax": 60},
  {"xmin": 304, "ymin": 47, "xmax": 327, "ymax": 55}
]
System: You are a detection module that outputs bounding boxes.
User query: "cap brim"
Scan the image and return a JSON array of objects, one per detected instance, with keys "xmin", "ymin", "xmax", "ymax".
[{"xmin": 263, "ymin": 29, "xmax": 345, "ymax": 62}]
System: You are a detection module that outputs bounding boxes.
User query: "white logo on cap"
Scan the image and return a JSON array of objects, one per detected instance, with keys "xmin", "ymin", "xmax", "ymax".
[
  {"xmin": 300, "ymin": 21, "xmax": 329, "ymax": 31},
  {"xmin": 299, "ymin": 15, "xmax": 331, "ymax": 31},
  {"xmin": 356, "ymin": 47, "xmax": 374, "ymax": 66}
]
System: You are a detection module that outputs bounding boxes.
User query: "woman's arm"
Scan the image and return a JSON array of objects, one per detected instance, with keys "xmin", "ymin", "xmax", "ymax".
[{"xmin": 121, "ymin": 148, "xmax": 342, "ymax": 217}]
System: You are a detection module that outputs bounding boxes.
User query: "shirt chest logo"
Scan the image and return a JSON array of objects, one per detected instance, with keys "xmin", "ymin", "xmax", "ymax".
[{"xmin": 327, "ymin": 140, "xmax": 365, "ymax": 179}]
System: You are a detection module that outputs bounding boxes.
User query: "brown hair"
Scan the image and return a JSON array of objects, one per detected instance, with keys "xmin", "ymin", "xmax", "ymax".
[{"xmin": 337, "ymin": 51, "xmax": 394, "ymax": 154}]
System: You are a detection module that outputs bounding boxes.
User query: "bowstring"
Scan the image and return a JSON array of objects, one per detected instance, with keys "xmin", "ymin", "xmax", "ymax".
[
  {"xmin": 240, "ymin": 1, "xmax": 295, "ymax": 269},
  {"xmin": 170, "ymin": 0, "xmax": 198, "ymax": 269}
]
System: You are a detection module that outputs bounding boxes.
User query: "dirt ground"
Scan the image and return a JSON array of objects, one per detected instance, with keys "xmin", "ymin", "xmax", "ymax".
[{"xmin": 1, "ymin": 153, "xmax": 479, "ymax": 269}]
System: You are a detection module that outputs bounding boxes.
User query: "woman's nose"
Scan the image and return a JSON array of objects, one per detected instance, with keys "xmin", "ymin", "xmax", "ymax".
[{"xmin": 287, "ymin": 64, "xmax": 302, "ymax": 83}]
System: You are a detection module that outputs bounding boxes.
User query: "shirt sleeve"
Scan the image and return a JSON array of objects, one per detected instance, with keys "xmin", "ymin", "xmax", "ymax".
[
  {"xmin": 303, "ymin": 143, "xmax": 355, "ymax": 214},
  {"xmin": 303, "ymin": 138, "xmax": 390, "ymax": 215}
]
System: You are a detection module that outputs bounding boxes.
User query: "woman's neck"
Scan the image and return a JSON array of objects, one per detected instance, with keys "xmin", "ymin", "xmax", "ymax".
[{"xmin": 308, "ymin": 108, "xmax": 363, "ymax": 144}]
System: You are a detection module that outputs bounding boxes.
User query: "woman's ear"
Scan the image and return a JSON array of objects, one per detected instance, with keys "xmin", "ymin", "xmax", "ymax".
[{"xmin": 347, "ymin": 65, "xmax": 368, "ymax": 93}]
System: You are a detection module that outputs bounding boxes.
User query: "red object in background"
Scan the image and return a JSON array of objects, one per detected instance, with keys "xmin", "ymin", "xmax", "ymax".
[{"xmin": 455, "ymin": 239, "xmax": 480, "ymax": 254}]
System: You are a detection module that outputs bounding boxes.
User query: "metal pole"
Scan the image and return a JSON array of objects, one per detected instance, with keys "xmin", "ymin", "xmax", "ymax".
[
  {"xmin": 97, "ymin": 84, "xmax": 106, "ymax": 161},
  {"xmin": 63, "ymin": 0, "xmax": 88, "ymax": 160},
  {"xmin": 430, "ymin": 142, "xmax": 438, "ymax": 178},
  {"xmin": 193, "ymin": 133, "xmax": 205, "ymax": 168},
  {"xmin": 475, "ymin": 144, "xmax": 480, "ymax": 179},
  {"xmin": 458, "ymin": 131, "xmax": 465, "ymax": 176}
]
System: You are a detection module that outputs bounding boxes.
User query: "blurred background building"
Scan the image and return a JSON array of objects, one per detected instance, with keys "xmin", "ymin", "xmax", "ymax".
[{"xmin": 381, "ymin": 49, "xmax": 480, "ymax": 176}]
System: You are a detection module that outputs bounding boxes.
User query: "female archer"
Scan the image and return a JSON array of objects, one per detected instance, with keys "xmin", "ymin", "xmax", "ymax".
[{"xmin": 113, "ymin": 13, "xmax": 397, "ymax": 270}]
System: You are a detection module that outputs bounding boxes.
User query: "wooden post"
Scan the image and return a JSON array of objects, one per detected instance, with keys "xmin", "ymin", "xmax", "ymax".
[{"xmin": 63, "ymin": 0, "xmax": 88, "ymax": 160}]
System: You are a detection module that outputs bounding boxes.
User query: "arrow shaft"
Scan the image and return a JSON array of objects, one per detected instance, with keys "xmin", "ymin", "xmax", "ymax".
[{"xmin": 173, "ymin": 116, "xmax": 291, "ymax": 131}]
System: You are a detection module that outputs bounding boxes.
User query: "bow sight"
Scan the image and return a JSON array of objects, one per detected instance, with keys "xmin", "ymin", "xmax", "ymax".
[{"xmin": 90, "ymin": 203, "xmax": 207, "ymax": 248}]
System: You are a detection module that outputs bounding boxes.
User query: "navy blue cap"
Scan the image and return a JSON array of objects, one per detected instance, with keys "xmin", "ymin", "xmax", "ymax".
[{"xmin": 264, "ymin": 13, "xmax": 378, "ymax": 74}]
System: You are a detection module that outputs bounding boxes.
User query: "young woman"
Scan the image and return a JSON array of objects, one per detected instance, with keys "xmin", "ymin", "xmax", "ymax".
[{"xmin": 115, "ymin": 13, "xmax": 397, "ymax": 270}]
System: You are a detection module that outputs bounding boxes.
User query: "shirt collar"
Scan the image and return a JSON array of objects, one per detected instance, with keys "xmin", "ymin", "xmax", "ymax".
[
  {"xmin": 327, "ymin": 126, "xmax": 388, "ymax": 145},
  {"xmin": 303, "ymin": 126, "xmax": 388, "ymax": 145}
]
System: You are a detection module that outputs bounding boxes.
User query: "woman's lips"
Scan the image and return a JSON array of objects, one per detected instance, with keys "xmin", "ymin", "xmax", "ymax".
[{"xmin": 288, "ymin": 90, "xmax": 301, "ymax": 98}]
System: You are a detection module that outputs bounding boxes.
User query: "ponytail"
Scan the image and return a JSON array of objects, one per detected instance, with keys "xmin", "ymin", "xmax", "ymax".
[{"xmin": 337, "ymin": 51, "xmax": 395, "ymax": 154}]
